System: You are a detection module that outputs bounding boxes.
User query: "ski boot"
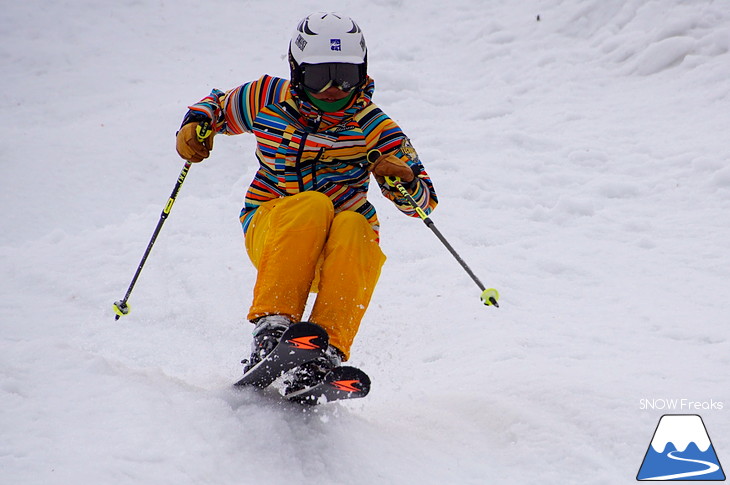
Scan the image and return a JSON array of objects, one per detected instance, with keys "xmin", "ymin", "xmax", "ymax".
[
  {"xmin": 241, "ymin": 315, "xmax": 291, "ymax": 374},
  {"xmin": 283, "ymin": 344, "xmax": 344, "ymax": 394}
]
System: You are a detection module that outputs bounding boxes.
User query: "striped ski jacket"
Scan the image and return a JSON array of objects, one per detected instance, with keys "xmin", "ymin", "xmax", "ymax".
[{"xmin": 185, "ymin": 75, "xmax": 437, "ymax": 236}]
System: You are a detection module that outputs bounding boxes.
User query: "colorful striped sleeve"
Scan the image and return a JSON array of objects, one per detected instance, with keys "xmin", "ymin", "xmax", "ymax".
[
  {"xmin": 186, "ymin": 75, "xmax": 290, "ymax": 135},
  {"xmin": 381, "ymin": 149, "xmax": 438, "ymax": 219},
  {"xmin": 358, "ymin": 104, "xmax": 438, "ymax": 218}
]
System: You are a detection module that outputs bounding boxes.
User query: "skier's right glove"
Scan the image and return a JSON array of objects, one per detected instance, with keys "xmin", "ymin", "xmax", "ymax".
[{"xmin": 176, "ymin": 121, "xmax": 214, "ymax": 163}]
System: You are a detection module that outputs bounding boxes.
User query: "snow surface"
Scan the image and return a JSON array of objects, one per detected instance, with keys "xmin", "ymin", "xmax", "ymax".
[{"xmin": 2, "ymin": 1, "xmax": 729, "ymax": 484}]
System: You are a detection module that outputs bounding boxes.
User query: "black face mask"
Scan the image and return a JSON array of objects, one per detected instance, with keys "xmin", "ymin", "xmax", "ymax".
[{"xmin": 300, "ymin": 63, "xmax": 365, "ymax": 93}]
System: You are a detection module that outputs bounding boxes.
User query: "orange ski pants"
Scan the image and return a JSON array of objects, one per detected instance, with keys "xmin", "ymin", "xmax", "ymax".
[{"xmin": 244, "ymin": 191, "xmax": 386, "ymax": 360}]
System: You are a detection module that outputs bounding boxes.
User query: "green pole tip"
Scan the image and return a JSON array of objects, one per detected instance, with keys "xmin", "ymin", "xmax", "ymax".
[{"xmin": 480, "ymin": 288, "xmax": 500, "ymax": 307}]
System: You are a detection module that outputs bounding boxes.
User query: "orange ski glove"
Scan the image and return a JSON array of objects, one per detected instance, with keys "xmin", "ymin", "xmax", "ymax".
[
  {"xmin": 176, "ymin": 122, "xmax": 214, "ymax": 163},
  {"xmin": 369, "ymin": 153, "xmax": 415, "ymax": 186}
]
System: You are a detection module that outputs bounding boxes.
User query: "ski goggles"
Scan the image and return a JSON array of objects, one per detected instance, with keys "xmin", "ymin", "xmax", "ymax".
[{"xmin": 301, "ymin": 63, "xmax": 365, "ymax": 93}]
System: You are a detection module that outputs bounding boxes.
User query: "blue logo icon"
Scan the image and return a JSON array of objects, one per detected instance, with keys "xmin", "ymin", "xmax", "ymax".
[
  {"xmin": 330, "ymin": 39, "xmax": 341, "ymax": 51},
  {"xmin": 637, "ymin": 414, "xmax": 725, "ymax": 481}
]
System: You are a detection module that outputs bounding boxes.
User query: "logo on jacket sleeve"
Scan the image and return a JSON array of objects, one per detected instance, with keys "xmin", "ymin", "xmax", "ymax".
[{"xmin": 400, "ymin": 138, "xmax": 418, "ymax": 161}]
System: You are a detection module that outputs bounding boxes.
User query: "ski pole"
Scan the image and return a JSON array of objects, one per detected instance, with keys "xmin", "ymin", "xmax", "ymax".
[
  {"xmin": 113, "ymin": 121, "xmax": 212, "ymax": 320},
  {"xmin": 367, "ymin": 149, "xmax": 500, "ymax": 307}
]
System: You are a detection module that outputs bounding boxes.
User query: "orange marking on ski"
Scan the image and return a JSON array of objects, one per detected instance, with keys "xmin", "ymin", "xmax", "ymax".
[
  {"xmin": 331, "ymin": 379, "xmax": 361, "ymax": 392},
  {"xmin": 286, "ymin": 335, "xmax": 321, "ymax": 350}
]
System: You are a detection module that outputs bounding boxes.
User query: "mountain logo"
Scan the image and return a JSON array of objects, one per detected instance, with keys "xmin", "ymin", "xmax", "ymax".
[{"xmin": 637, "ymin": 414, "xmax": 725, "ymax": 481}]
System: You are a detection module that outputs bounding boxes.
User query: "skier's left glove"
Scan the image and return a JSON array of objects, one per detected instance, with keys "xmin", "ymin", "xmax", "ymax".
[{"xmin": 370, "ymin": 153, "xmax": 417, "ymax": 189}]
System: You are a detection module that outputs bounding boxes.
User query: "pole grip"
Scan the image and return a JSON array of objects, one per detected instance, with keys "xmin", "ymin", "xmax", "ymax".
[{"xmin": 196, "ymin": 121, "xmax": 211, "ymax": 143}]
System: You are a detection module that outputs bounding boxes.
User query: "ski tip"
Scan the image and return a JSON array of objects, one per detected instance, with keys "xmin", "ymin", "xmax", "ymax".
[
  {"xmin": 287, "ymin": 366, "xmax": 371, "ymax": 406},
  {"xmin": 281, "ymin": 321, "xmax": 329, "ymax": 351}
]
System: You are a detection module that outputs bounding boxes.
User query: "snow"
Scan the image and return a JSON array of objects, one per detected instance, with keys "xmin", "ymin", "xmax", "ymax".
[{"xmin": 2, "ymin": 0, "xmax": 729, "ymax": 484}]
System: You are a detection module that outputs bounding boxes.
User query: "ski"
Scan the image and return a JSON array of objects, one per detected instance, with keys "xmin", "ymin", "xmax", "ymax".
[
  {"xmin": 234, "ymin": 321, "xmax": 328, "ymax": 389},
  {"xmin": 285, "ymin": 366, "xmax": 371, "ymax": 405}
]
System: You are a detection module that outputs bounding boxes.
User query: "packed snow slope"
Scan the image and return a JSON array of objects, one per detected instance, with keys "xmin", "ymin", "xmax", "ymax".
[{"xmin": 2, "ymin": 1, "xmax": 729, "ymax": 484}]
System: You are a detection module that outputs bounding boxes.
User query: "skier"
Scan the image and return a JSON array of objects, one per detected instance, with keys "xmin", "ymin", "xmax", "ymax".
[{"xmin": 175, "ymin": 12, "xmax": 438, "ymax": 392}]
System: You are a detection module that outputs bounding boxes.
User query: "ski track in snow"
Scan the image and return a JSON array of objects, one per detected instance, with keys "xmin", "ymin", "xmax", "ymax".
[{"xmin": 2, "ymin": 1, "xmax": 729, "ymax": 484}]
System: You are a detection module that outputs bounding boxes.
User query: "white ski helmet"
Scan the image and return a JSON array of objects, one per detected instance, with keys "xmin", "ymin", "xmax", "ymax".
[{"xmin": 288, "ymin": 12, "xmax": 368, "ymax": 91}]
